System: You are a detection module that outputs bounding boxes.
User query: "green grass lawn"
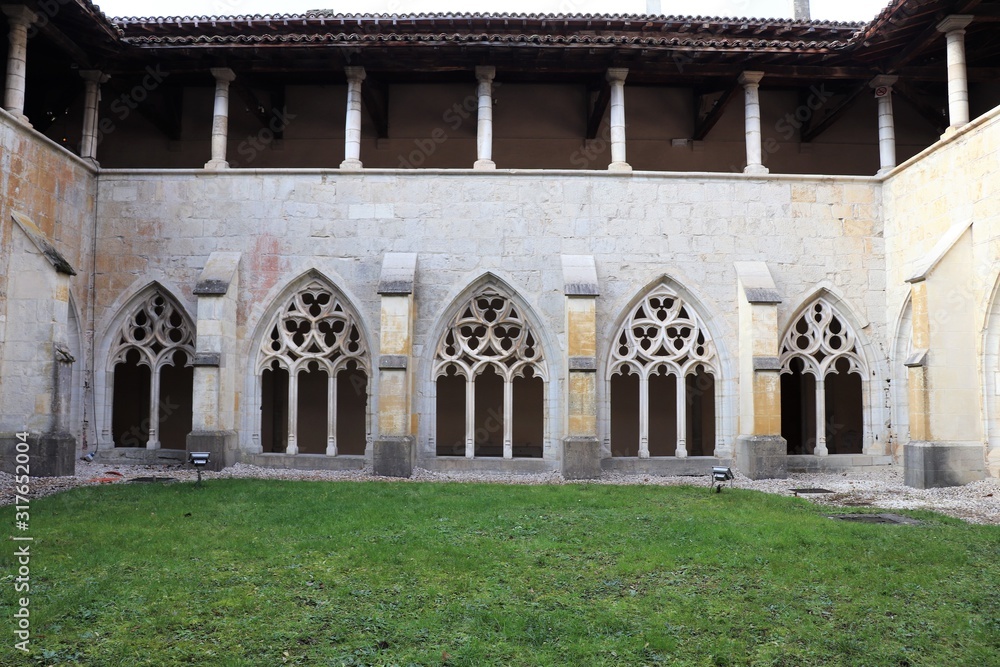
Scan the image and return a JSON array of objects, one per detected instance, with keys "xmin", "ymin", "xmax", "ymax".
[{"xmin": 2, "ymin": 480, "xmax": 998, "ymax": 666}]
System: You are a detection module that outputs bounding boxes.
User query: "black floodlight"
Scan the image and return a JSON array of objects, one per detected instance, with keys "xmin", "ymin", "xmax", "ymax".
[
  {"xmin": 711, "ymin": 466, "xmax": 734, "ymax": 493},
  {"xmin": 188, "ymin": 452, "xmax": 211, "ymax": 487}
]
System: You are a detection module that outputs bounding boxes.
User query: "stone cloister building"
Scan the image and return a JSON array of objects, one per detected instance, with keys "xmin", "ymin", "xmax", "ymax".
[{"xmin": 1, "ymin": 0, "xmax": 998, "ymax": 488}]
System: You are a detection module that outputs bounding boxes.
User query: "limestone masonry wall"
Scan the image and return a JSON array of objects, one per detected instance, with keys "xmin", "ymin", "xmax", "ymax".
[{"xmin": 93, "ymin": 169, "xmax": 887, "ymax": 458}]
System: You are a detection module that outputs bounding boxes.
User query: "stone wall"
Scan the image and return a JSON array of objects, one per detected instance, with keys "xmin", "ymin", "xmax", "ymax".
[
  {"xmin": 0, "ymin": 111, "xmax": 98, "ymax": 473},
  {"xmin": 883, "ymin": 105, "xmax": 1000, "ymax": 482},
  {"xmin": 93, "ymin": 168, "xmax": 888, "ymax": 465}
]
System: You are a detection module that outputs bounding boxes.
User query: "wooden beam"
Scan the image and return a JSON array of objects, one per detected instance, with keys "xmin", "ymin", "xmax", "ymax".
[
  {"xmin": 801, "ymin": 83, "xmax": 865, "ymax": 143},
  {"xmin": 231, "ymin": 79, "xmax": 271, "ymax": 129},
  {"xmin": 105, "ymin": 79, "xmax": 181, "ymax": 141},
  {"xmin": 894, "ymin": 81, "xmax": 947, "ymax": 134},
  {"xmin": 36, "ymin": 20, "xmax": 92, "ymax": 68},
  {"xmin": 361, "ymin": 78, "xmax": 389, "ymax": 139},
  {"xmin": 693, "ymin": 82, "xmax": 738, "ymax": 140},
  {"xmin": 586, "ymin": 83, "xmax": 611, "ymax": 139}
]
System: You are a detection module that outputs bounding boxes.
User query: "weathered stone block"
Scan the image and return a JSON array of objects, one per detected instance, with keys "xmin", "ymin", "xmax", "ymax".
[
  {"xmin": 735, "ymin": 435, "xmax": 788, "ymax": 480},
  {"xmin": 904, "ymin": 441, "xmax": 986, "ymax": 489},
  {"xmin": 562, "ymin": 437, "xmax": 601, "ymax": 480},
  {"xmin": 186, "ymin": 430, "xmax": 238, "ymax": 472},
  {"xmin": 0, "ymin": 432, "xmax": 75, "ymax": 477},
  {"xmin": 373, "ymin": 436, "xmax": 414, "ymax": 478}
]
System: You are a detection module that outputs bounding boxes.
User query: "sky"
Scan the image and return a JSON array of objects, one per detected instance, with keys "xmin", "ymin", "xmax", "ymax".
[{"xmin": 93, "ymin": 0, "xmax": 892, "ymax": 22}]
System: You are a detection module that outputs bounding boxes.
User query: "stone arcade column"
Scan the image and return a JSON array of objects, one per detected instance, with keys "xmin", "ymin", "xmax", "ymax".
[
  {"xmin": 561, "ymin": 255, "xmax": 602, "ymax": 479},
  {"xmin": 2, "ymin": 5, "xmax": 37, "ymax": 125},
  {"xmin": 739, "ymin": 71, "xmax": 768, "ymax": 175},
  {"xmin": 186, "ymin": 252, "xmax": 241, "ymax": 472},
  {"xmin": 606, "ymin": 68, "xmax": 631, "ymax": 172},
  {"xmin": 474, "ymin": 66, "xmax": 496, "ymax": 170},
  {"xmin": 373, "ymin": 253, "xmax": 418, "ymax": 477},
  {"xmin": 869, "ymin": 75, "xmax": 898, "ymax": 175},
  {"xmin": 341, "ymin": 66, "xmax": 366, "ymax": 170},
  {"xmin": 0, "ymin": 212, "xmax": 77, "ymax": 476},
  {"xmin": 204, "ymin": 68, "xmax": 235, "ymax": 170},
  {"xmin": 79, "ymin": 70, "xmax": 108, "ymax": 167},
  {"xmin": 936, "ymin": 15, "xmax": 974, "ymax": 131},
  {"xmin": 733, "ymin": 261, "xmax": 786, "ymax": 479}
]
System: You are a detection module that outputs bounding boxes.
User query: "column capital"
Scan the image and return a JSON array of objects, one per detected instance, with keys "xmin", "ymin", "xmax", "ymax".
[
  {"xmin": 80, "ymin": 69, "xmax": 110, "ymax": 84},
  {"xmin": 1, "ymin": 5, "xmax": 38, "ymax": 27},
  {"xmin": 606, "ymin": 67, "xmax": 628, "ymax": 84},
  {"xmin": 210, "ymin": 67, "xmax": 236, "ymax": 83},
  {"xmin": 475, "ymin": 65, "xmax": 496, "ymax": 82},
  {"xmin": 936, "ymin": 14, "xmax": 973, "ymax": 33},
  {"xmin": 738, "ymin": 71, "xmax": 765, "ymax": 87},
  {"xmin": 344, "ymin": 66, "xmax": 367, "ymax": 82}
]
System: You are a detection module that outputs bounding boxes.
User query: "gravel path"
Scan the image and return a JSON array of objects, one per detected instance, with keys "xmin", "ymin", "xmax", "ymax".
[{"xmin": 3, "ymin": 461, "xmax": 998, "ymax": 525}]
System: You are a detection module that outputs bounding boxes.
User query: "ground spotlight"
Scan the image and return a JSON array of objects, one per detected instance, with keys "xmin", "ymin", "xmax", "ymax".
[
  {"xmin": 711, "ymin": 466, "xmax": 734, "ymax": 493},
  {"xmin": 188, "ymin": 451, "xmax": 210, "ymax": 487}
]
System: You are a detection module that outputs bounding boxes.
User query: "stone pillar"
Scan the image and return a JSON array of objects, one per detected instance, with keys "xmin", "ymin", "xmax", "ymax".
[
  {"xmin": 474, "ymin": 66, "xmax": 496, "ymax": 170},
  {"xmin": 561, "ymin": 255, "xmax": 602, "ymax": 479},
  {"xmin": 341, "ymin": 66, "xmax": 366, "ymax": 170},
  {"xmin": 204, "ymin": 68, "xmax": 235, "ymax": 170},
  {"xmin": 187, "ymin": 252, "xmax": 241, "ymax": 471},
  {"xmin": 79, "ymin": 70, "xmax": 108, "ymax": 167},
  {"xmin": 739, "ymin": 71, "xmax": 768, "ymax": 175},
  {"xmin": 733, "ymin": 261, "xmax": 786, "ymax": 479},
  {"xmin": 869, "ymin": 75, "xmax": 898, "ymax": 175},
  {"xmin": 0, "ymin": 212, "xmax": 78, "ymax": 477},
  {"xmin": 606, "ymin": 68, "xmax": 631, "ymax": 172},
  {"xmin": 904, "ymin": 222, "xmax": 985, "ymax": 488},
  {"xmin": 374, "ymin": 253, "xmax": 417, "ymax": 477},
  {"xmin": 936, "ymin": 15, "xmax": 974, "ymax": 131},
  {"xmin": 2, "ymin": 5, "xmax": 38, "ymax": 125}
]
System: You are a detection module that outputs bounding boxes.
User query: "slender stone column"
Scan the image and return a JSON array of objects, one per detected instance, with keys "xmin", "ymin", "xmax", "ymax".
[
  {"xmin": 79, "ymin": 70, "xmax": 108, "ymax": 166},
  {"xmin": 739, "ymin": 71, "xmax": 768, "ymax": 175},
  {"xmin": 936, "ymin": 15, "xmax": 974, "ymax": 130},
  {"xmin": 2, "ymin": 5, "xmax": 38, "ymax": 125},
  {"xmin": 675, "ymin": 375, "xmax": 688, "ymax": 458},
  {"xmin": 814, "ymin": 377, "xmax": 828, "ymax": 456},
  {"xmin": 869, "ymin": 75, "xmax": 898, "ymax": 175},
  {"xmin": 341, "ymin": 66, "xmax": 366, "ymax": 170},
  {"xmin": 204, "ymin": 68, "xmax": 235, "ymax": 170},
  {"xmin": 606, "ymin": 68, "xmax": 631, "ymax": 172},
  {"xmin": 474, "ymin": 66, "xmax": 496, "ymax": 170}
]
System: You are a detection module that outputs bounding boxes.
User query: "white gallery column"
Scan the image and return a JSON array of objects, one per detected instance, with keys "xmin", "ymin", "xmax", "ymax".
[
  {"xmin": 739, "ymin": 71, "xmax": 768, "ymax": 175},
  {"xmin": 205, "ymin": 67, "xmax": 235, "ymax": 170},
  {"xmin": 606, "ymin": 68, "xmax": 631, "ymax": 172},
  {"xmin": 474, "ymin": 65, "xmax": 496, "ymax": 170},
  {"xmin": 869, "ymin": 75, "xmax": 898, "ymax": 175},
  {"xmin": 79, "ymin": 70, "xmax": 108, "ymax": 166},
  {"xmin": 2, "ymin": 5, "xmax": 38, "ymax": 125},
  {"xmin": 341, "ymin": 66, "xmax": 366, "ymax": 170},
  {"xmin": 936, "ymin": 15, "xmax": 974, "ymax": 131}
]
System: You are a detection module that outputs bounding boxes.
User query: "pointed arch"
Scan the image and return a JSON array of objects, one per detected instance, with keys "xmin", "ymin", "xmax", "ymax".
[
  {"xmin": 428, "ymin": 272, "xmax": 553, "ymax": 460},
  {"xmin": 779, "ymin": 289, "xmax": 877, "ymax": 457},
  {"xmin": 982, "ymin": 273, "xmax": 1000, "ymax": 478},
  {"xmin": 100, "ymin": 283, "xmax": 196, "ymax": 451},
  {"xmin": 889, "ymin": 295, "xmax": 913, "ymax": 461},
  {"xmin": 606, "ymin": 277, "xmax": 723, "ymax": 458},
  {"xmin": 247, "ymin": 270, "xmax": 373, "ymax": 457}
]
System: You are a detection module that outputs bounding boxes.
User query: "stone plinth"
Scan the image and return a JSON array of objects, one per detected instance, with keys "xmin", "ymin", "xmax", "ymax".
[
  {"xmin": 562, "ymin": 437, "xmax": 601, "ymax": 480},
  {"xmin": 0, "ymin": 432, "xmax": 75, "ymax": 477},
  {"xmin": 904, "ymin": 441, "xmax": 985, "ymax": 489},
  {"xmin": 374, "ymin": 437, "xmax": 415, "ymax": 478},
  {"xmin": 187, "ymin": 430, "xmax": 238, "ymax": 472},
  {"xmin": 735, "ymin": 435, "xmax": 788, "ymax": 480}
]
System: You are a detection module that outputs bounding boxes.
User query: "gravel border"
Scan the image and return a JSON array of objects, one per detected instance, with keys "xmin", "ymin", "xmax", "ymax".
[{"xmin": 2, "ymin": 461, "xmax": 997, "ymax": 525}]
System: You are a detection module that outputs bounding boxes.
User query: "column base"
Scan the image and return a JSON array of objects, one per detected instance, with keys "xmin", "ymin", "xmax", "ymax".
[
  {"xmin": 876, "ymin": 166, "xmax": 895, "ymax": 176},
  {"xmin": 186, "ymin": 430, "xmax": 238, "ymax": 472},
  {"xmin": 735, "ymin": 435, "xmax": 788, "ymax": 480},
  {"xmin": 904, "ymin": 440, "xmax": 985, "ymax": 489},
  {"xmin": 340, "ymin": 159, "xmax": 364, "ymax": 170},
  {"xmin": 3, "ymin": 110, "xmax": 32, "ymax": 127},
  {"xmin": 562, "ymin": 437, "xmax": 601, "ymax": 480},
  {"xmin": 608, "ymin": 161, "xmax": 632, "ymax": 173},
  {"xmin": 204, "ymin": 159, "xmax": 230, "ymax": 170},
  {"xmin": 743, "ymin": 164, "xmax": 769, "ymax": 175},
  {"xmin": 0, "ymin": 432, "xmax": 76, "ymax": 477},
  {"xmin": 473, "ymin": 159, "xmax": 496, "ymax": 170},
  {"xmin": 373, "ymin": 436, "xmax": 414, "ymax": 478}
]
